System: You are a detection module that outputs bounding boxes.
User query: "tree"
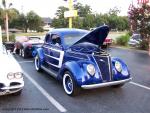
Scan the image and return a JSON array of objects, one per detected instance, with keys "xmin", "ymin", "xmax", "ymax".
[
  {"xmin": 128, "ymin": 3, "xmax": 150, "ymax": 54},
  {"xmin": 26, "ymin": 11, "xmax": 43, "ymax": 32},
  {"xmin": 108, "ymin": 7, "xmax": 120, "ymax": 16},
  {"xmin": 51, "ymin": 3, "xmax": 129, "ymax": 30},
  {"xmin": 0, "ymin": 8, "xmax": 4, "ymax": 28},
  {"xmin": 15, "ymin": 14, "xmax": 27, "ymax": 32},
  {"xmin": 51, "ymin": 6, "xmax": 68, "ymax": 28},
  {"xmin": 74, "ymin": 3, "xmax": 92, "ymax": 17}
]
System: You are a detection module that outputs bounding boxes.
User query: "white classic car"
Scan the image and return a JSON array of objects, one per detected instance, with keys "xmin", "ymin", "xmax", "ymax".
[{"xmin": 0, "ymin": 44, "xmax": 24, "ymax": 96}]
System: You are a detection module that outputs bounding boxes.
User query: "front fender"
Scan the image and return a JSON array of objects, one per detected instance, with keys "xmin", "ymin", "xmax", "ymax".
[
  {"xmin": 111, "ymin": 57, "xmax": 130, "ymax": 80},
  {"xmin": 36, "ymin": 48, "xmax": 44, "ymax": 63},
  {"xmin": 58, "ymin": 60, "xmax": 102, "ymax": 86}
]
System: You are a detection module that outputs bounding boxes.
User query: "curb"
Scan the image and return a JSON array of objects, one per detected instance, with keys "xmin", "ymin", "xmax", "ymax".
[{"xmin": 110, "ymin": 46, "xmax": 148, "ymax": 54}]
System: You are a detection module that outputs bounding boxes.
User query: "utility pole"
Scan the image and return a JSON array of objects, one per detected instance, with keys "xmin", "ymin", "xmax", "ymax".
[
  {"xmin": 68, "ymin": 0, "xmax": 73, "ymax": 28},
  {"xmin": 5, "ymin": 11, "xmax": 9, "ymax": 41},
  {"xmin": 64, "ymin": 0, "xmax": 78, "ymax": 28},
  {"xmin": 2, "ymin": 0, "xmax": 12, "ymax": 42}
]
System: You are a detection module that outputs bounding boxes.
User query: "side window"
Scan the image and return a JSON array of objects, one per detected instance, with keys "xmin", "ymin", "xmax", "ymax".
[
  {"xmin": 45, "ymin": 34, "xmax": 51, "ymax": 44},
  {"xmin": 51, "ymin": 34, "xmax": 61, "ymax": 46}
]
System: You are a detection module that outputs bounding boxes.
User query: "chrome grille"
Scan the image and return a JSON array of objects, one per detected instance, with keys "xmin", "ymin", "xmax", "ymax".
[
  {"xmin": 94, "ymin": 55, "xmax": 112, "ymax": 82},
  {"xmin": 10, "ymin": 82, "xmax": 21, "ymax": 86}
]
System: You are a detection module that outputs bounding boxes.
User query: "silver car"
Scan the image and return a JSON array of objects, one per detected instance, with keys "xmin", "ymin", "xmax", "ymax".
[{"xmin": 128, "ymin": 34, "xmax": 142, "ymax": 47}]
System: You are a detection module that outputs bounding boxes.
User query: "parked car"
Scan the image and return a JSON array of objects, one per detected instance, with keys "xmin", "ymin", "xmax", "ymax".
[
  {"xmin": 3, "ymin": 41, "xmax": 15, "ymax": 52},
  {"xmin": 90, "ymin": 27, "xmax": 112, "ymax": 47},
  {"xmin": 15, "ymin": 36, "xmax": 44, "ymax": 58},
  {"xmin": 34, "ymin": 26, "xmax": 131, "ymax": 96},
  {"xmin": 128, "ymin": 34, "xmax": 142, "ymax": 47},
  {"xmin": 102, "ymin": 37, "xmax": 112, "ymax": 48},
  {"xmin": 0, "ymin": 44, "xmax": 24, "ymax": 96}
]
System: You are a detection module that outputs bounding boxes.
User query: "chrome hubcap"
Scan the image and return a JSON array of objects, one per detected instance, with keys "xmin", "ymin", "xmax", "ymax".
[{"xmin": 63, "ymin": 74, "xmax": 73, "ymax": 94}]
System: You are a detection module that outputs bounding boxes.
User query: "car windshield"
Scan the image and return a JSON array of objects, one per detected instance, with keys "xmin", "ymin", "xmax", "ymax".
[
  {"xmin": 63, "ymin": 31, "xmax": 89, "ymax": 46},
  {"xmin": 132, "ymin": 34, "xmax": 141, "ymax": 40}
]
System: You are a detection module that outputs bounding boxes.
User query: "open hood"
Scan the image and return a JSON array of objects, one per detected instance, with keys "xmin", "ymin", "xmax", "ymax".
[{"xmin": 73, "ymin": 25, "xmax": 110, "ymax": 47}]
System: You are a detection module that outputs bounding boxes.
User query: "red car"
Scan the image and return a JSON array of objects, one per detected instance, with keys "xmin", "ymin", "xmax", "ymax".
[
  {"xmin": 103, "ymin": 37, "xmax": 112, "ymax": 48},
  {"xmin": 14, "ymin": 36, "xmax": 44, "ymax": 58}
]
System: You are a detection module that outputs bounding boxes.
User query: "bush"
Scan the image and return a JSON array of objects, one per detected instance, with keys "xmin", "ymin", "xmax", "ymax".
[
  {"xmin": 139, "ymin": 40, "xmax": 149, "ymax": 50},
  {"xmin": 116, "ymin": 33, "xmax": 130, "ymax": 46},
  {"xmin": 2, "ymin": 34, "xmax": 16, "ymax": 42}
]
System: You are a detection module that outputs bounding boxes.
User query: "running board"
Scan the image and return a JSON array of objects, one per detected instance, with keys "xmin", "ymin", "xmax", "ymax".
[{"xmin": 41, "ymin": 65, "xmax": 57, "ymax": 78}]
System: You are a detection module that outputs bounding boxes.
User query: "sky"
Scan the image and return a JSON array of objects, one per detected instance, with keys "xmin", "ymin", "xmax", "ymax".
[{"xmin": 0, "ymin": 0, "xmax": 139, "ymax": 18}]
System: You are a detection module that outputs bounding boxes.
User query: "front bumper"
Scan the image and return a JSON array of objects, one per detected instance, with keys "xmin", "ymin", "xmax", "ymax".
[
  {"xmin": 81, "ymin": 78, "xmax": 132, "ymax": 89},
  {"xmin": 0, "ymin": 82, "xmax": 24, "ymax": 96}
]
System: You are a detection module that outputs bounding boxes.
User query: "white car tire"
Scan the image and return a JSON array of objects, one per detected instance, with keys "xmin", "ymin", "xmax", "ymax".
[{"xmin": 35, "ymin": 55, "xmax": 42, "ymax": 72}]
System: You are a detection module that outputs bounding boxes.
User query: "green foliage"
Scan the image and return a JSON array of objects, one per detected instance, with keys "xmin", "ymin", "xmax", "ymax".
[
  {"xmin": 36, "ymin": 26, "xmax": 44, "ymax": 32},
  {"xmin": 2, "ymin": 34, "xmax": 15, "ymax": 42},
  {"xmin": 0, "ymin": 6, "xmax": 43, "ymax": 32},
  {"xmin": 74, "ymin": 3, "xmax": 92, "ymax": 17},
  {"xmin": 139, "ymin": 40, "xmax": 149, "ymax": 50},
  {"xmin": 27, "ymin": 11, "xmax": 43, "ymax": 31},
  {"xmin": 51, "ymin": 6, "xmax": 68, "ymax": 28},
  {"xmin": 116, "ymin": 33, "xmax": 130, "ymax": 46},
  {"xmin": 128, "ymin": 3, "xmax": 150, "ymax": 51},
  {"xmin": 51, "ymin": 3, "xmax": 129, "ymax": 30}
]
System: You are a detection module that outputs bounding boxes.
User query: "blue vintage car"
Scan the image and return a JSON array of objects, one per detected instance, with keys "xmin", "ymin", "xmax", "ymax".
[{"xmin": 34, "ymin": 26, "xmax": 132, "ymax": 96}]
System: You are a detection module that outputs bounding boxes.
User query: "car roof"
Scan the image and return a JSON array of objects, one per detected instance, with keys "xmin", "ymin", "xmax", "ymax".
[{"xmin": 47, "ymin": 28, "xmax": 89, "ymax": 36}]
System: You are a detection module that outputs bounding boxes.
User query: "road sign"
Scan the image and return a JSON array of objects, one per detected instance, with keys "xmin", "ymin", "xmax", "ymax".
[{"xmin": 64, "ymin": 10, "xmax": 78, "ymax": 18}]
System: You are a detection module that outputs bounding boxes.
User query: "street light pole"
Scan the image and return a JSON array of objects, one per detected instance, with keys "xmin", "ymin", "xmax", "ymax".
[{"xmin": 5, "ymin": 11, "xmax": 9, "ymax": 41}]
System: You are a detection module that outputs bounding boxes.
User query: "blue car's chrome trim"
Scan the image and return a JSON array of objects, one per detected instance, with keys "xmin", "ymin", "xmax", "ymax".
[{"xmin": 81, "ymin": 78, "xmax": 132, "ymax": 89}]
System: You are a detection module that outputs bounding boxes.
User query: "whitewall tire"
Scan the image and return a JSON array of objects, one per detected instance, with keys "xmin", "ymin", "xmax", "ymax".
[
  {"xmin": 63, "ymin": 71, "xmax": 80, "ymax": 96},
  {"xmin": 35, "ymin": 55, "xmax": 42, "ymax": 72}
]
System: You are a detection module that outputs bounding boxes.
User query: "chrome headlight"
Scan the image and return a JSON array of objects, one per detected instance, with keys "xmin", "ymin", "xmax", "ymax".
[
  {"xmin": 87, "ymin": 64, "xmax": 95, "ymax": 76},
  {"xmin": 15, "ymin": 72, "xmax": 23, "ymax": 79},
  {"xmin": 7, "ymin": 72, "xmax": 15, "ymax": 80},
  {"xmin": 115, "ymin": 61, "xmax": 122, "ymax": 72}
]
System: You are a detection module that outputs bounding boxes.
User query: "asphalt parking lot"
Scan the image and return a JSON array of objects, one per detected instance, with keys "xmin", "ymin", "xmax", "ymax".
[{"xmin": 0, "ymin": 47, "xmax": 150, "ymax": 113}]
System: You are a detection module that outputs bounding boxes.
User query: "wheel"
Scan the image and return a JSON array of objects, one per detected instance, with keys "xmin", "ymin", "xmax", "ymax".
[
  {"xmin": 15, "ymin": 49, "xmax": 20, "ymax": 54},
  {"xmin": 35, "ymin": 55, "xmax": 42, "ymax": 72},
  {"xmin": 111, "ymin": 84, "xmax": 124, "ymax": 88},
  {"xmin": 12, "ymin": 89, "xmax": 22, "ymax": 96},
  {"xmin": 63, "ymin": 71, "xmax": 80, "ymax": 96},
  {"xmin": 21, "ymin": 49, "xmax": 27, "ymax": 58}
]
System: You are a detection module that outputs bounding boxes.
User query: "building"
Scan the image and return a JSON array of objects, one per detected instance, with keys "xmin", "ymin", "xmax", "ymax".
[{"xmin": 42, "ymin": 17, "xmax": 52, "ymax": 31}]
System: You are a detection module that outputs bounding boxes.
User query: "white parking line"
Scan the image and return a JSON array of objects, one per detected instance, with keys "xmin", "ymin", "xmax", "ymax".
[
  {"xmin": 23, "ymin": 71, "xmax": 67, "ymax": 113},
  {"xmin": 18, "ymin": 61, "xmax": 33, "ymax": 64},
  {"xmin": 130, "ymin": 82, "xmax": 150, "ymax": 91}
]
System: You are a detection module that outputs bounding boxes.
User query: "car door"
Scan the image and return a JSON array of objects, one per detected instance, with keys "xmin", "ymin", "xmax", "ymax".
[
  {"xmin": 47, "ymin": 34, "xmax": 64, "ymax": 71},
  {"xmin": 43, "ymin": 34, "xmax": 51, "ymax": 64}
]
